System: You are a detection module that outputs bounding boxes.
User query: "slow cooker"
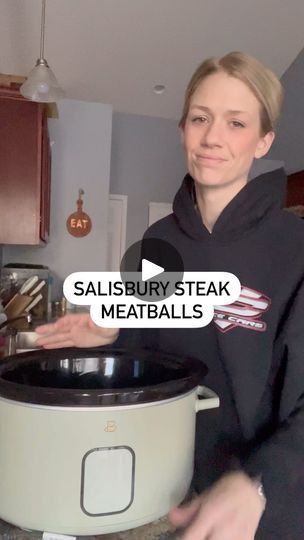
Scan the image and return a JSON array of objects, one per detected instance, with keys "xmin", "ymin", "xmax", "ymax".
[{"xmin": 0, "ymin": 347, "xmax": 219, "ymax": 535}]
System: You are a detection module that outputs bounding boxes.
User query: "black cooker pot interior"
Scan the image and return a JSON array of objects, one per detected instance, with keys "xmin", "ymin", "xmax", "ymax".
[{"xmin": 0, "ymin": 348, "xmax": 208, "ymax": 406}]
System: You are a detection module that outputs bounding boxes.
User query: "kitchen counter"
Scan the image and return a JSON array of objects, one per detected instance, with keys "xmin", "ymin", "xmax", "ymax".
[{"xmin": 0, "ymin": 516, "xmax": 182, "ymax": 540}]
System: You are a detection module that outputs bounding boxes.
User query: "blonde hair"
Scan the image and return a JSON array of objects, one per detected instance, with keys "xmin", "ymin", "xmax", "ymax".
[{"xmin": 179, "ymin": 51, "xmax": 283, "ymax": 135}]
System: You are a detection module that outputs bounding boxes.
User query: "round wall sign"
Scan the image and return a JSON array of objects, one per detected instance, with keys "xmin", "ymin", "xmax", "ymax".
[{"xmin": 66, "ymin": 189, "xmax": 92, "ymax": 238}]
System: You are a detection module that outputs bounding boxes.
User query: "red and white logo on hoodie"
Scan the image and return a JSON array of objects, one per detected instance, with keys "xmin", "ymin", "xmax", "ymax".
[{"xmin": 214, "ymin": 286, "xmax": 271, "ymax": 333}]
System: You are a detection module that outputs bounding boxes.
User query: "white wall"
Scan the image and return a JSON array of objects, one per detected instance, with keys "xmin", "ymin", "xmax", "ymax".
[
  {"xmin": 3, "ymin": 99, "xmax": 112, "ymax": 299},
  {"xmin": 268, "ymin": 47, "xmax": 304, "ymax": 174}
]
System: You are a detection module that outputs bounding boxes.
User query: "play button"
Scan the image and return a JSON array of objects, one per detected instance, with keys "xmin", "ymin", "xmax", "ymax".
[
  {"xmin": 142, "ymin": 259, "xmax": 164, "ymax": 281},
  {"xmin": 120, "ymin": 237, "xmax": 184, "ymax": 302}
]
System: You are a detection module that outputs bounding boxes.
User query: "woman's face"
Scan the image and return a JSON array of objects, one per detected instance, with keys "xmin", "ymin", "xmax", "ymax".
[{"xmin": 181, "ymin": 72, "xmax": 274, "ymax": 189}]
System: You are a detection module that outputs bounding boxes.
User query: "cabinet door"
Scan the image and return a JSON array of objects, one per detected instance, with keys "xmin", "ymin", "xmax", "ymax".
[
  {"xmin": 0, "ymin": 87, "xmax": 50, "ymax": 244},
  {"xmin": 40, "ymin": 113, "xmax": 51, "ymax": 242}
]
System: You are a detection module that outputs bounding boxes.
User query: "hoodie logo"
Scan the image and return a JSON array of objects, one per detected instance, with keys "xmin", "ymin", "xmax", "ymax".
[{"xmin": 214, "ymin": 286, "xmax": 271, "ymax": 333}]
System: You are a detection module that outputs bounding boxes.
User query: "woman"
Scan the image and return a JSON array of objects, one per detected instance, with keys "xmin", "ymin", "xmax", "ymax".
[{"xmin": 37, "ymin": 52, "xmax": 304, "ymax": 539}]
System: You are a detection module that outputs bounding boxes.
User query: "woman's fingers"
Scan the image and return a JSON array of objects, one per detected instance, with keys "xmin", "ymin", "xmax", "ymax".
[
  {"xmin": 169, "ymin": 497, "xmax": 202, "ymax": 527},
  {"xmin": 42, "ymin": 340, "xmax": 75, "ymax": 349},
  {"xmin": 36, "ymin": 319, "xmax": 71, "ymax": 335},
  {"xmin": 36, "ymin": 331, "xmax": 75, "ymax": 346},
  {"xmin": 35, "ymin": 322, "xmax": 58, "ymax": 334},
  {"xmin": 36, "ymin": 314, "xmax": 90, "ymax": 333},
  {"xmin": 171, "ymin": 473, "xmax": 263, "ymax": 540},
  {"xmin": 35, "ymin": 313, "xmax": 119, "ymax": 349}
]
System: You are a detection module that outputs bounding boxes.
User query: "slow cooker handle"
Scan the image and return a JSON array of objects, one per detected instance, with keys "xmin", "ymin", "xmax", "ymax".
[{"xmin": 195, "ymin": 385, "xmax": 220, "ymax": 412}]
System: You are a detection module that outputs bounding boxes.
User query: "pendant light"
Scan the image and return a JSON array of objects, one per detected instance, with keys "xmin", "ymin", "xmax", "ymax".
[{"xmin": 20, "ymin": 0, "xmax": 64, "ymax": 103}]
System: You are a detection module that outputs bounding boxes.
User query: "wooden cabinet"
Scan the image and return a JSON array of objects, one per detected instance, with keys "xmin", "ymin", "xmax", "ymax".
[
  {"xmin": 286, "ymin": 170, "xmax": 304, "ymax": 207},
  {"xmin": 0, "ymin": 85, "xmax": 51, "ymax": 244}
]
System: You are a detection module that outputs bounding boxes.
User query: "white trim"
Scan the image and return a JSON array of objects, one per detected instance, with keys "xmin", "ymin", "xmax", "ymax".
[
  {"xmin": 148, "ymin": 201, "xmax": 172, "ymax": 226},
  {"xmin": 107, "ymin": 194, "xmax": 128, "ymax": 271}
]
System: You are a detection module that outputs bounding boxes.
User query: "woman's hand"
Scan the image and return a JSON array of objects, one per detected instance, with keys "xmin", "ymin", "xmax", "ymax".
[
  {"xmin": 169, "ymin": 471, "xmax": 265, "ymax": 540},
  {"xmin": 36, "ymin": 313, "xmax": 119, "ymax": 349}
]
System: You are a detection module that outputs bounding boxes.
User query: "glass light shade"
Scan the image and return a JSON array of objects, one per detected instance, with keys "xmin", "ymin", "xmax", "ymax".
[{"xmin": 20, "ymin": 61, "xmax": 65, "ymax": 103}]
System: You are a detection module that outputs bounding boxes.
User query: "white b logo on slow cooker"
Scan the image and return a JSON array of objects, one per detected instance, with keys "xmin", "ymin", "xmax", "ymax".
[{"xmin": 104, "ymin": 420, "xmax": 117, "ymax": 432}]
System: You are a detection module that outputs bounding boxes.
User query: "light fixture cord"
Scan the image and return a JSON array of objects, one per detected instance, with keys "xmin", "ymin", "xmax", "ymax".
[{"xmin": 39, "ymin": 0, "xmax": 46, "ymax": 59}]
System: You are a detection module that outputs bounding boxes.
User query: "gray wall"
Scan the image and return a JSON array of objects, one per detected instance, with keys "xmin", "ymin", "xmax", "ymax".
[
  {"xmin": 250, "ymin": 158, "xmax": 284, "ymax": 179},
  {"xmin": 3, "ymin": 99, "xmax": 112, "ymax": 299},
  {"xmin": 110, "ymin": 112, "xmax": 186, "ymax": 249},
  {"xmin": 267, "ymin": 47, "xmax": 304, "ymax": 173}
]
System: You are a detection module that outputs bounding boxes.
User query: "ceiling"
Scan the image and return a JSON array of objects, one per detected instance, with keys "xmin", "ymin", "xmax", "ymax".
[{"xmin": 1, "ymin": 0, "xmax": 304, "ymax": 120}]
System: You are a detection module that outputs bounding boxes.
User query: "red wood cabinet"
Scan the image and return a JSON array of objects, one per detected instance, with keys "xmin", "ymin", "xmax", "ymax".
[
  {"xmin": 286, "ymin": 170, "xmax": 304, "ymax": 207},
  {"xmin": 0, "ymin": 85, "xmax": 51, "ymax": 244}
]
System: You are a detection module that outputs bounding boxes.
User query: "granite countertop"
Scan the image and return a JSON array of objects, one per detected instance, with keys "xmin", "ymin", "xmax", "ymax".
[
  {"xmin": 99, "ymin": 515, "xmax": 181, "ymax": 540},
  {"xmin": 0, "ymin": 516, "xmax": 182, "ymax": 540}
]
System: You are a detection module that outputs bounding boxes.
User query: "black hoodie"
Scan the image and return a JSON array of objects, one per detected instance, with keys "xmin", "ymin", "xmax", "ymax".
[{"xmin": 128, "ymin": 169, "xmax": 304, "ymax": 539}]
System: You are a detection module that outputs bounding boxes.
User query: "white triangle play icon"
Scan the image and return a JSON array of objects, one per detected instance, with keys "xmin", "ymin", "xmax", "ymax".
[{"xmin": 142, "ymin": 258, "xmax": 164, "ymax": 281}]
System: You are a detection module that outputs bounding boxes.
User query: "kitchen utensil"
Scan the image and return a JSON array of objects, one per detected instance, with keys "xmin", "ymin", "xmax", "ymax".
[
  {"xmin": 3, "ymin": 294, "xmax": 34, "ymax": 319},
  {"xmin": 3, "ymin": 328, "xmax": 17, "ymax": 357},
  {"xmin": 0, "ymin": 348, "xmax": 219, "ymax": 535},
  {"xmin": 1, "ymin": 266, "xmax": 50, "ymax": 320},
  {"xmin": 28, "ymin": 280, "xmax": 46, "ymax": 297},
  {"xmin": 24, "ymin": 293, "xmax": 43, "ymax": 313},
  {"xmin": 0, "ymin": 314, "xmax": 32, "ymax": 332},
  {"xmin": 19, "ymin": 276, "xmax": 39, "ymax": 295}
]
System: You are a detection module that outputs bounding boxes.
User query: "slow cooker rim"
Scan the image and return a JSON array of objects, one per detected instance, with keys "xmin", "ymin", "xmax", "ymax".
[
  {"xmin": 0, "ymin": 372, "xmax": 195, "ymax": 395},
  {"xmin": 0, "ymin": 376, "xmax": 202, "ymax": 406},
  {"xmin": 0, "ymin": 346, "xmax": 208, "ymax": 406}
]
